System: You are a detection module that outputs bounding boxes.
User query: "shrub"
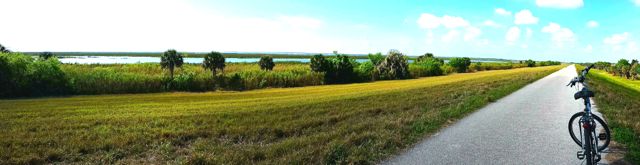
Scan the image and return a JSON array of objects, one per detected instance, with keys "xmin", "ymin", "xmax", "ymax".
[
  {"xmin": 376, "ymin": 50, "xmax": 410, "ymax": 80},
  {"xmin": 593, "ymin": 61, "xmax": 611, "ymax": 70},
  {"xmin": 410, "ymin": 57, "xmax": 443, "ymax": 77},
  {"xmin": 39, "ymin": 52, "xmax": 55, "ymax": 60},
  {"xmin": 630, "ymin": 60, "xmax": 639, "ymax": 80},
  {"xmin": 326, "ymin": 54, "xmax": 356, "ymax": 83},
  {"xmin": 416, "ymin": 53, "xmax": 444, "ymax": 64},
  {"xmin": 538, "ymin": 60, "xmax": 561, "ymax": 66},
  {"xmin": 616, "ymin": 59, "xmax": 631, "ymax": 78},
  {"xmin": 161, "ymin": 49, "xmax": 184, "ymax": 79},
  {"xmin": 0, "ymin": 43, "xmax": 10, "ymax": 53},
  {"xmin": 367, "ymin": 53, "xmax": 384, "ymax": 66},
  {"xmin": 259, "ymin": 56, "xmax": 275, "ymax": 71},
  {"xmin": 355, "ymin": 61, "xmax": 375, "ymax": 81},
  {"xmin": 310, "ymin": 54, "xmax": 331, "ymax": 73},
  {"xmin": 228, "ymin": 73, "xmax": 244, "ymax": 90},
  {"xmin": 448, "ymin": 57, "xmax": 471, "ymax": 73},
  {"xmin": 0, "ymin": 52, "xmax": 70, "ymax": 97},
  {"xmin": 525, "ymin": 59, "xmax": 536, "ymax": 67}
]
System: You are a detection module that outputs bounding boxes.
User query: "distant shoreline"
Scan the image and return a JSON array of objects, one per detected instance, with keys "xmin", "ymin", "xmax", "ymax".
[{"xmin": 21, "ymin": 52, "xmax": 515, "ymax": 62}]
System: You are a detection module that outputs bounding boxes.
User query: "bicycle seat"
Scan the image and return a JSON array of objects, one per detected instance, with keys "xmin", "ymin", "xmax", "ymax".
[{"xmin": 574, "ymin": 89, "xmax": 594, "ymax": 100}]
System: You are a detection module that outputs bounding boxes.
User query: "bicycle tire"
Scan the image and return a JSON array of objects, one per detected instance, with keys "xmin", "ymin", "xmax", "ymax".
[
  {"xmin": 585, "ymin": 128, "xmax": 594, "ymax": 165},
  {"xmin": 568, "ymin": 111, "xmax": 611, "ymax": 151}
]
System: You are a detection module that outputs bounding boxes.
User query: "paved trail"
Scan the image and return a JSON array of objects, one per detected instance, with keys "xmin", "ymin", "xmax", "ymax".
[{"xmin": 385, "ymin": 65, "xmax": 608, "ymax": 165}]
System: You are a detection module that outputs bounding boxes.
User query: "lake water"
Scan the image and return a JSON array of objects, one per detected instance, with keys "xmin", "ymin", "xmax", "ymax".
[{"xmin": 59, "ymin": 56, "xmax": 373, "ymax": 64}]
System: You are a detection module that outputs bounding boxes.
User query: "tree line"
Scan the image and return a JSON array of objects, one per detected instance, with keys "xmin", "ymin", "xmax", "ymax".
[{"xmin": 593, "ymin": 59, "xmax": 640, "ymax": 80}]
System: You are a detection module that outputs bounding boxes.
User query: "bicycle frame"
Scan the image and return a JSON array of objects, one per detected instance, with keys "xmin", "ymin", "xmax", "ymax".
[{"xmin": 575, "ymin": 70, "xmax": 601, "ymax": 164}]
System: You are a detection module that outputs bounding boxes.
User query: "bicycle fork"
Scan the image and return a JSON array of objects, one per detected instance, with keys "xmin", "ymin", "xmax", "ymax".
[{"xmin": 576, "ymin": 117, "xmax": 601, "ymax": 162}]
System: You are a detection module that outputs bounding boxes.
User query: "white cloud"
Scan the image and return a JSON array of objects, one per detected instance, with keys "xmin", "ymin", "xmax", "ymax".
[
  {"xmin": 514, "ymin": 10, "xmax": 539, "ymax": 25},
  {"xmin": 585, "ymin": 44, "xmax": 593, "ymax": 53},
  {"xmin": 483, "ymin": 20, "xmax": 502, "ymax": 28},
  {"xmin": 506, "ymin": 26, "xmax": 521, "ymax": 43},
  {"xmin": 417, "ymin": 13, "xmax": 441, "ymax": 29},
  {"xmin": 526, "ymin": 28, "xmax": 533, "ymax": 39},
  {"xmin": 603, "ymin": 32, "xmax": 630, "ymax": 45},
  {"xmin": 417, "ymin": 13, "xmax": 470, "ymax": 29},
  {"xmin": 586, "ymin": 21, "xmax": 599, "ymax": 28},
  {"xmin": 542, "ymin": 23, "xmax": 561, "ymax": 33},
  {"xmin": 520, "ymin": 44, "xmax": 529, "ymax": 49},
  {"xmin": 603, "ymin": 32, "xmax": 637, "ymax": 53},
  {"xmin": 536, "ymin": 0, "xmax": 584, "ymax": 9},
  {"xmin": 464, "ymin": 27, "xmax": 482, "ymax": 41},
  {"xmin": 495, "ymin": 8, "xmax": 512, "ymax": 16},
  {"xmin": 541, "ymin": 22, "xmax": 576, "ymax": 46},
  {"xmin": 442, "ymin": 30, "xmax": 461, "ymax": 43},
  {"xmin": 441, "ymin": 15, "xmax": 470, "ymax": 28},
  {"xmin": 632, "ymin": 0, "xmax": 640, "ymax": 6}
]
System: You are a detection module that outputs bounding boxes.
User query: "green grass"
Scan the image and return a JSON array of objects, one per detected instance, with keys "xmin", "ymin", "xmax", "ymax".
[
  {"xmin": 0, "ymin": 65, "xmax": 562, "ymax": 164},
  {"xmin": 586, "ymin": 68, "xmax": 640, "ymax": 163},
  {"xmin": 62, "ymin": 63, "xmax": 323, "ymax": 94}
]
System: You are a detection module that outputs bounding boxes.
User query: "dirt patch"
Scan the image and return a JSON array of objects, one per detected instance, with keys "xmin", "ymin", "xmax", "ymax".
[{"xmin": 605, "ymin": 141, "xmax": 633, "ymax": 165}]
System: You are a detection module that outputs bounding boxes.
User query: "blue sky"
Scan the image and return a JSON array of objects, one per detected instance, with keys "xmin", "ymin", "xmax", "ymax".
[{"xmin": 1, "ymin": 0, "xmax": 639, "ymax": 62}]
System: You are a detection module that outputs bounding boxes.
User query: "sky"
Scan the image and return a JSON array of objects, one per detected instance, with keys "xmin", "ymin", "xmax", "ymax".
[{"xmin": 1, "ymin": 0, "xmax": 640, "ymax": 62}]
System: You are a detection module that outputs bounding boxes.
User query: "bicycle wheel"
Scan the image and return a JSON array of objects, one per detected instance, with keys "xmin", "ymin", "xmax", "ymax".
[
  {"xmin": 585, "ymin": 129, "xmax": 595, "ymax": 165},
  {"xmin": 568, "ymin": 111, "xmax": 611, "ymax": 151}
]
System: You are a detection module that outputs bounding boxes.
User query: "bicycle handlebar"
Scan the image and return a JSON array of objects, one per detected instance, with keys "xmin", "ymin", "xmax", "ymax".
[{"xmin": 567, "ymin": 64, "xmax": 595, "ymax": 87}]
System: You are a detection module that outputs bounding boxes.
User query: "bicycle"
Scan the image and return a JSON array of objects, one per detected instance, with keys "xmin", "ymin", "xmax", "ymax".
[{"xmin": 566, "ymin": 64, "xmax": 611, "ymax": 165}]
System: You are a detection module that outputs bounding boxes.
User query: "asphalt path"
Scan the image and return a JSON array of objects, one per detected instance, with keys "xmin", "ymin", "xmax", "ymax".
[{"xmin": 385, "ymin": 65, "xmax": 609, "ymax": 165}]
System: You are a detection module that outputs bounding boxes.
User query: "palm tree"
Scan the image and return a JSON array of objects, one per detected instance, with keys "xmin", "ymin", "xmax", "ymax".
[
  {"xmin": 259, "ymin": 56, "xmax": 275, "ymax": 71},
  {"xmin": 202, "ymin": 51, "xmax": 226, "ymax": 77},
  {"xmin": 0, "ymin": 44, "xmax": 10, "ymax": 53},
  {"xmin": 160, "ymin": 49, "xmax": 184, "ymax": 79}
]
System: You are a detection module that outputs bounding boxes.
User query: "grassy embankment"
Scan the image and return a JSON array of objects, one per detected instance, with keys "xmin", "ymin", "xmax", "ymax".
[
  {"xmin": 0, "ymin": 65, "xmax": 562, "ymax": 164},
  {"xmin": 587, "ymin": 68, "xmax": 640, "ymax": 163}
]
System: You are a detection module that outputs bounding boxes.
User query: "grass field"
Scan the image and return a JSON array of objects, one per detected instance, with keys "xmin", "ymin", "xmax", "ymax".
[
  {"xmin": 587, "ymin": 68, "xmax": 640, "ymax": 163},
  {"xmin": 0, "ymin": 65, "xmax": 562, "ymax": 164},
  {"xmin": 62, "ymin": 63, "xmax": 323, "ymax": 94}
]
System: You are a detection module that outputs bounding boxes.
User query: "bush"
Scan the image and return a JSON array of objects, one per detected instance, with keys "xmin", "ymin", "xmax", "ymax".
[
  {"xmin": 355, "ymin": 61, "xmax": 375, "ymax": 81},
  {"xmin": 310, "ymin": 54, "xmax": 331, "ymax": 73},
  {"xmin": 367, "ymin": 53, "xmax": 384, "ymax": 66},
  {"xmin": 538, "ymin": 60, "xmax": 561, "ymax": 66},
  {"xmin": 616, "ymin": 59, "xmax": 631, "ymax": 78},
  {"xmin": 376, "ymin": 50, "xmax": 410, "ymax": 80},
  {"xmin": 0, "ymin": 43, "xmax": 10, "ymax": 53},
  {"xmin": 325, "ymin": 54, "xmax": 356, "ymax": 83},
  {"xmin": 410, "ymin": 58, "xmax": 443, "ymax": 77},
  {"xmin": 525, "ymin": 59, "xmax": 536, "ymax": 67},
  {"xmin": 0, "ymin": 52, "xmax": 70, "ymax": 97},
  {"xmin": 259, "ymin": 56, "xmax": 275, "ymax": 71},
  {"xmin": 448, "ymin": 57, "xmax": 471, "ymax": 73},
  {"xmin": 39, "ymin": 52, "xmax": 55, "ymax": 60},
  {"xmin": 593, "ymin": 61, "xmax": 611, "ymax": 70}
]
